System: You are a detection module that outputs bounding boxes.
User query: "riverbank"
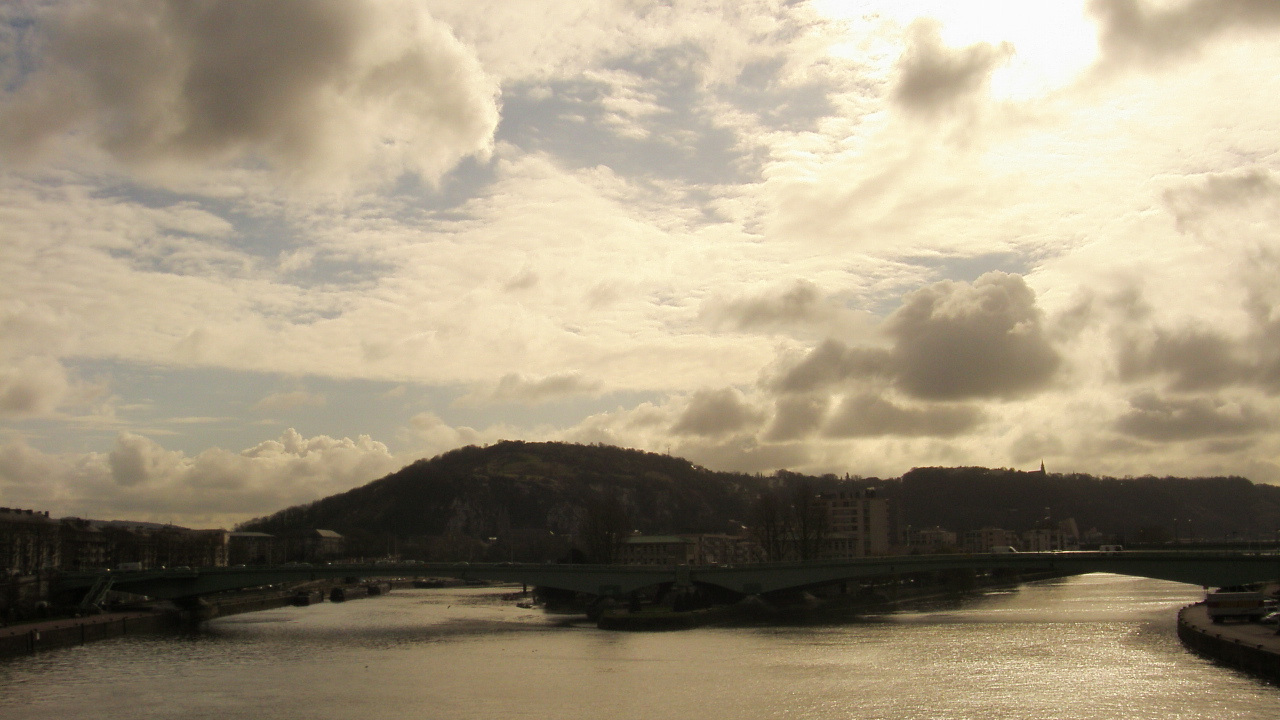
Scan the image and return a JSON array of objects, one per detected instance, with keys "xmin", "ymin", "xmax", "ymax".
[
  {"xmin": 0, "ymin": 578, "xmax": 426, "ymax": 658},
  {"xmin": 0, "ymin": 609, "xmax": 178, "ymax": 658},
  {"xmin": 1178, "ymin": 603, "xmax": 1280, "ymax": 683}
]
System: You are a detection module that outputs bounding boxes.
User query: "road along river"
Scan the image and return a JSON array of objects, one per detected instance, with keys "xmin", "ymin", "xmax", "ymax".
[{"xmin": 3, "ymin": 574, "xmax": 1279, "ymax": 720}]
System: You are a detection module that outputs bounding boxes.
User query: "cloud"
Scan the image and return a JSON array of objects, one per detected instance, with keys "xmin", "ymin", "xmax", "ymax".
[
  {"xmin": 1117, "ymin": 326, "xmax": 1249, "ymax": 392},
  {"xmin": 407, "ymin": 412, "xmax": 483, "ymax": 459},
  {"xmin": 1089, "ymin": 0, "xmax": 1280, "ymax": 70},
  {"xmin": 1164, "ymin": 168, "xmax": 1279, "ymax": 217},
  {"xmin": 823, "ymin": 393, "xmax": 982, "ymax": 439},
  {"xmin": 764, "ymin": 394, "xmax": 830, "ymax": 442},
  {"xmin": 0, "ymin": 356, "xmax": 71, "ymax": 416},
  {"xmin": 892, "ymin": 19, "xmax": 1013, "ymax": 116},
  {"xmin": 770, "ymin": 340, "xmax": 891, "ymax": 395},
  {"xmin": 771, "ymin": 272, "xmax": 1060, "ymax": 401},
  {"xmin": 1114, "ymin": 392, "xmax": 1270, "ymax": 441},
  {"xmin": 108, "ymin": 432, "xmax": 184, "ymax": 487},
  {"xmin": 701, "ymin": 280, "xmax": 834, "ymax": 332},
  {"xmin": 1106, "ymin": 272, "xmax": 1280, "ymax": 397},
  {"xmin": 251, "ymin": 390, "xmax": 327, "ymax": 414},
  {"xmin": 0, "ymin": 428, "xmax": 400, "ymax": 526},
  {"xmin": 0, "ymin": 0, "xmax": 499, "ymax": 187},
  {"xmin": 671, "ymin": 387, "xmax": 764, "ymax": 438},
  {"xmin": 885, "ymin": 272, "xmax": 1061, "ymax": 400},
  {"xmin": 455, "ymin": 372, "xmax": 602, "ymax": 407}
]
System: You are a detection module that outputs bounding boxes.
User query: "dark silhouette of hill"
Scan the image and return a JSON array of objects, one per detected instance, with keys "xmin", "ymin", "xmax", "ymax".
[
  {"xmin": 888, "ymin": 467, "xmax": 1280, "ymax": 543},
  {"xmin": 239, "ymin": 441, "xmax": 1280, "ymax": 557},
  {"xmin": 238, "ymin": 441, "xmax": 772, "ymax": 559}
]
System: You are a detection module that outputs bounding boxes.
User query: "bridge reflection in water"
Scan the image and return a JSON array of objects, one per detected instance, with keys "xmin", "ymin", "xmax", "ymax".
[{"xmin": 55, "ymin": 550, "xmax": 1280, "ymax": 603}]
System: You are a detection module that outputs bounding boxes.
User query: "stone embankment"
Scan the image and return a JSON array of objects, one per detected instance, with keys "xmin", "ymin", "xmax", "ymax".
[
  {"xmin": 0, "ymin": 610, "xmax": 178, "ymax": 658},
  {"xmin": 1178, "ymin": 603, "xmax": 1280, "ymax": 682}
]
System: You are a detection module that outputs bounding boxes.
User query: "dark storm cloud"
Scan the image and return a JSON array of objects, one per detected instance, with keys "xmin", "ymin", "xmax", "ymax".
[
  {"xmin": 1114, "ymin": 392, "xmax": 1269, "ymax": 441},
  {"xmin": 671, "ymin": 388, "xmax": 763, "ymax": 438},
  {"xmin": 823, "ymin": 393, "xmax": 981, "ymax": 439},
  {"xmin": 892, "ymin": 19, "xmax": 1012, "ymax": 115},
  {"xmin": 770, "ymin": 272, "xmax": 1060, "ymax": 401},
  {"xmin": 1089, "ymin": 0, "xmax": 1280, "ymax": 69},
  {"xmin": 887, "ymin": 272, "xmax": 1060, "ymax": 400},
  {"xmin": 0, "ymin": 0, "xmax": 498, "ymax": 180}
]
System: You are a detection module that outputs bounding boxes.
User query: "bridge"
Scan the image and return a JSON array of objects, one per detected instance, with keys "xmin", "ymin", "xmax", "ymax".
[{"xmin": 54, "ymin": 550, "xmax": 1280, "ymax": 604}]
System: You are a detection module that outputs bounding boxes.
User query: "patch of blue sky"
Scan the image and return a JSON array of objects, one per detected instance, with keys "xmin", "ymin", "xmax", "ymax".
[
  {"xmin": 44, "ymin": 359, "xmax": 455, "ymax": 455},
  {"xmin": 37, "ymin": 359, "xmax": 661, "ymax": 459},
  {"xmin": 498, "ymin": 70, "xmax": 748, "ymax": 185},
  {"xmin": 388, "ymin": 155, "xmax": 499, "ymax": 218},
  {"xmin": 838, "ymin": 252, "xmax": 1037, "ymax": 319},
  {"xmin": 0, "ymin": 11, "xmax": 38, "ymax": 94},
  {"xmin": 724, "ymin": 57, "xmax": 838, "ymax": 132},
  {"xmin": 902, "ymin": 251, "xmax": 1034, "ymax": 283},
  {"xmin": 91, "ymin": 181, "xmax": 395, "ymax": 288}
]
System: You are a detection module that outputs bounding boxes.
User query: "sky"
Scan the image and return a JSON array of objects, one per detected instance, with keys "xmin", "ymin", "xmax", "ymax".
[{"xmin": 3, "ymin": 0, "xmax": 1280, "ymax": 529}]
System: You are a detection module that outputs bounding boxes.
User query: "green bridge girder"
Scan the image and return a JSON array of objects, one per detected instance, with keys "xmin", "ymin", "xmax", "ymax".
[{"xmin": 54, "ymin": 551, "xmax": 1280, "ymax": 602}]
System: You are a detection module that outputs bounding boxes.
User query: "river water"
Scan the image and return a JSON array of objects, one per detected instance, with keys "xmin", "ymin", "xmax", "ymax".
[{"xmin": 3, "ymin": 574, "xmax": 1279, "ymax": 719}]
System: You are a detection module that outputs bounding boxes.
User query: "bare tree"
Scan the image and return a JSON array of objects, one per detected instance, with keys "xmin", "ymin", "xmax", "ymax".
[
  {"xmin": 579, "ymin": 491, "xmax": 632, "ymax": 564},
  {"xmin": 750, "ymin": 489, "xmax": 789, "ymax": 562},
  {"xmin": 788, "ymin": 479, "xmax": 829, "ymax": 562}
]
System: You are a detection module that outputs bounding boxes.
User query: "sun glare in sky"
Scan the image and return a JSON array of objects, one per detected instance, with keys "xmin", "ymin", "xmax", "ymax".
[
  {"xmin": 817, "ymin": 0, "xmax": 1099, "ymax": 99},
  {"xmin": 2, "ymin": 0, "xmax": 1279, "ymax": 527}
]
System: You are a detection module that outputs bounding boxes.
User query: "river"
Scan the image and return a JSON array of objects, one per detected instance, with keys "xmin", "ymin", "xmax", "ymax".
[{"xmin": 2, "ymin": 574, "xmax": 1279, "ymax": 719}]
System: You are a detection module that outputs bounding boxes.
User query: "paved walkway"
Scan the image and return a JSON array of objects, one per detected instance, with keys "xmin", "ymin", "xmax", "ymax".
[{"xmin": 1180, "ymin": 603, "xmax": 1280, "ymax": 654}]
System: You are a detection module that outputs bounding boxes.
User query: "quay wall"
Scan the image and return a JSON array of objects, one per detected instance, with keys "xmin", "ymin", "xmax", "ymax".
[
  {"xmin": 1178, "ymin": 603, "xmax": 1280, "ymax": 683},
  {"xmin": 0, "ymin": 611, "xmax": 178, "ymax": 659}
]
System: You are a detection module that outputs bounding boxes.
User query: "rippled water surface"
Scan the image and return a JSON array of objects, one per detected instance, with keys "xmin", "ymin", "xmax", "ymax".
[{"xmin": 3, "ymin": 574, "xmax": 1278, "ymax": 719}]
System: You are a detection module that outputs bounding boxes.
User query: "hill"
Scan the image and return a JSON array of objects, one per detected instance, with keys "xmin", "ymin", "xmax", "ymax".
[
  {"xmin": 890, "ymin": 467, "xmax": 1280, "ymax": 543},
  {"xmin": 239, "ymin": 441, "xmax": 1280, "ymax": 559},
  {"xmin": 238, "ymin": 440, "xmax": 778, "ymax": 560}
]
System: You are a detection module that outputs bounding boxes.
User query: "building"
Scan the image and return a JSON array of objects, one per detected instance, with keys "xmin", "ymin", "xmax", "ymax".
[
  {"xmin": 0, "ymin": 508, "xmax": 60, "ymax": 576},
  {"xmin": 280, "ymin": 529, "xmax": 345, "ymax": 562},
  {"xmin": 820, "ymin": 489, "xmax": 892, "ymax": 558},
  {"xmin": 1, "ymin": 508, "xmax": 61, "ymax": 621},
  {"xmin": 153, "ymin": 527, "xmax": 229, "ymax": 568},
  {"xmin": 228, "ymin": 531, "xmax": 279, "ymax": 565},
  {"xmin": 964, "ymin": 527, "xmax": 1020, "ymax": 553},
  {"xmin": 618, "ymin": 534, "xmax": 762, "ymax": 566},
  {"xmin": 1021, "ymin": 519, "xmax": 1081, "ymax": 552},
  {"xmin": 909, "ymin": 526, "xmax": 958, "ymax": 553},
  {"xmin": 619, "ymin": 535, "xmax": 698, "ymax": 565},
  {"xmin": 59, "ymin": 517, "xmax": 108, "ymax": 570}
]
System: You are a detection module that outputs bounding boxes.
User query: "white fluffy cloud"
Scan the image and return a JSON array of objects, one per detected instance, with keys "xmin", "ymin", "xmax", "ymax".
[
  {"xmin": 0, "ymin": 429, "xmax": 399, "ymax": 528},
  {"xmin": 0, "ymin": 356, "xmax": 71, "ymax": 417}
]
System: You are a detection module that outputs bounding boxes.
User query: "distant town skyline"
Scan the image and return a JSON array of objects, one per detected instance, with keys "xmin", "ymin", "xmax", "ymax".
[{"xmin": 3, "ymin": 0, "xmax": 1279, "ymax": 528}]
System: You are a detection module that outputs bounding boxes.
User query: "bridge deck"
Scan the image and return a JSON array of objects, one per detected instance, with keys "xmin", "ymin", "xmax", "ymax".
[{"xmin": 52, "ymin": 551, "xmax": 1280, "ymax": 601}]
